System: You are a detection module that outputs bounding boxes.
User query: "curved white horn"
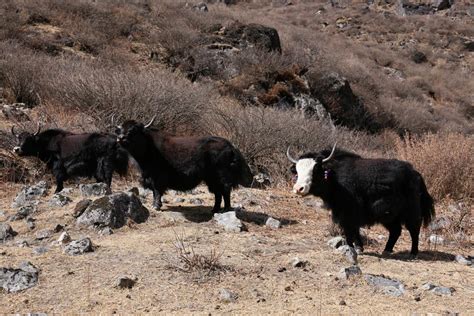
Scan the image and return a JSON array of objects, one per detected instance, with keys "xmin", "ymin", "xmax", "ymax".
[
  {"xmin": 286, "ymin": 146, "xmax": 298, "ymax": 164},
  {"xmin": 144, "ymin": 115, "xmax": 156, "ymax": 128},
  {"xmin": 11, "ymin": 126, "xmax": 18, "ymax": 137},
  {"xmin": 33, "ymin": 122, "xmax": 41, "ymax": 136},
  {"xmin": 110, "ymin": 113, "xmax": 116, "ymax": 126},
  {"xmin": 322, "ymin": 142, "xmax": 337, "ymax": 163}
]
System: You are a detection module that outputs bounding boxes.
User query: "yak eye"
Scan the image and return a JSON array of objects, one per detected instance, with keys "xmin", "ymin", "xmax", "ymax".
[{"xmin": 290, "ymin": 165, "xmax": 297, "ymax": 175}]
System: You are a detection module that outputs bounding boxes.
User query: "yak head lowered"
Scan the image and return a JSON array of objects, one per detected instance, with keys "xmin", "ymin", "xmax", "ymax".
[
  {"xmin": 287, "ymin": 143, "xmax": 337, "ymax": 196},
  {"xmin": 11, "ymin": 123, "xmax": 42, "ymax": 156}
]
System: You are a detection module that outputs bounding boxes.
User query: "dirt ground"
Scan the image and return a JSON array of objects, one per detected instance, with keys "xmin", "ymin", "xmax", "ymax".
[{"xmin": 1, "ymin": 180, "xmax": 473, "ymax": 315}]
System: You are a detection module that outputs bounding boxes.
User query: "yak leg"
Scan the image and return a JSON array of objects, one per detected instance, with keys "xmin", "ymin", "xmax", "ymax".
[
  {"xmin": 222, "ymin": 189, "xmax": 232, "ymax": 212},
  {"xmin": 151, "ymin": 183, "xmax": 163, "ymax": 210},
  {"xmin": 212, "ymin": 192, "xmax": 223, "ymax": 213},
  {"xmin": 354, "ymin": 229, "xmax": 364, "ymax": 253},
  {"xmin": 52, "ymin": 161, "xmax": 67, "ymax": 193},
  {"xmin": 406, "ymin": 221, "xmax": 421, "ymax": 258},
  {"xmin": 383, "ymin": 223, "xmax": 402, "ymax": 254},
  {"xmin": 342, "ymin": 225, "xmax": 357, "ymax": 248}
]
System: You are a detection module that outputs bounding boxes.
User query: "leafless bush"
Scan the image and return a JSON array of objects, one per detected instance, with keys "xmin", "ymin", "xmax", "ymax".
[
  {"xmin": 395, "ymin": 133, "xmax": 474, "ymax": 202},
  {"xmin": 166, "ymin": 233, "xmax": 227, "ymax": 280}
]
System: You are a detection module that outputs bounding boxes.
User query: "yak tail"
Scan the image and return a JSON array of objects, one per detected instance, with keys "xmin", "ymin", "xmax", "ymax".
[
  {"xmin": 232, "ymin": 148, "xmax": 253, "ymax": 187},
  {"xmin": 419, "ymin": 173, "xmax": 435, "ymax": 227},
  {"xmin": 114, "ymin": 147, "xmax": 129, "ymax": 176}
]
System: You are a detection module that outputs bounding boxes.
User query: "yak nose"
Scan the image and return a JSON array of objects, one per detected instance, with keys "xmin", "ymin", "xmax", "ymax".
[
  {"xmin": 13, "ymin": 146, "xmax": 20, "ymax": 154},
  {"xmin": 117, "ymin": 135, "xmax": 125, "ymax": 143},
  {"xmin": 293, "ymin": 185, "xmax": 307, "ymax": 195}
]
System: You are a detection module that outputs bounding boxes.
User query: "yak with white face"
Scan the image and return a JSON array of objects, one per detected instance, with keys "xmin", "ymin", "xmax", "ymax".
[{"xmin": 287, "ymin": 144, "xmax": 435, "ymax": 257}]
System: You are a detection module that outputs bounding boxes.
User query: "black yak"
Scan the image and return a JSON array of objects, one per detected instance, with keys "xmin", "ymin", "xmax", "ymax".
[
  {"xmin": 114, "ymin": 116, "xmax": 253, "ymax": 212},
  {"xmin": 12, "ymin": 124, "xmax": 129, "ymax": 193},
  {"xmin": 287, "ymin": 144, "xmax": 435, "ymax": 257}
]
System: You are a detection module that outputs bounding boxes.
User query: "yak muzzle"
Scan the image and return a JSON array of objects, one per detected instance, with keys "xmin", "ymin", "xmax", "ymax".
[
  {"xmin": 13, "ymin": 146, "xmax": 21, "ymax": 155},
  {"xmin": 293, "ymin": 184, "xmax": 309, "ymax": 196}
]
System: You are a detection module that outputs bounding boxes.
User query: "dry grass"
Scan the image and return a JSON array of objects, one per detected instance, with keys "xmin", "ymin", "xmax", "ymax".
[{"xmin": 395, "ymin": 133, "xmax": 474, "ymax": 202}]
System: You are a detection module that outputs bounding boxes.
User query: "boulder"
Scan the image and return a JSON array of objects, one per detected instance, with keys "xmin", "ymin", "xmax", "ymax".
[
  {"xmin": 0, "ymin": 261, "xmax": 39, "ymax": 293},
  {"xmin": 337, "ymin": 245, "xmax": 358, "ymax": 265},
  {"xmin": 365, "ymin": 274, "xmax": 405, "ymax": 297},
  {"xmin": 327, "ymin": 236, "xmax": 346, "ymax": 249},
  {"xmin": 214, "ymin": 211, "xmax": 245, "ymax": 232},
  {"xmin": 76, "ymin": 192, "xmax": 149, "ymax": 229},
  {"xmin": 265, "ymin": 217, "xmax": 281, "ymax": 229},
  {"xmin": 0, "ymin": 223, "xmax": 17, "ymax": 242},
  {"xmin": 64, "ymin": 238, "xmax": 93, "ymax": 255},
  {"xmin": 421, "ymin": 282, "xmax": 455, "ymax": 296},
  {"xmin": 73, "ymin": 199, "xmax": 92, "ymax": 218},
  {"xmin": 48, "ymin": 194, "xmax": 72, "ymax": 208},
  {"xmin": 9, "ymin": 205, "xmax": 36, "ymax": 221},
  {"xmin": 79, "ymin": 183, "xmax": 109, "ymax": 197},
  {"xmin": 12, "ymin": 181, "xmax": 49, "ymax": 208}
]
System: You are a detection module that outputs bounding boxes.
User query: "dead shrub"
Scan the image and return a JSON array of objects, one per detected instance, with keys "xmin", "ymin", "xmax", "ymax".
[{"xmin": 395, "ymin": 133, "xmax": 474, "ymax": 202}]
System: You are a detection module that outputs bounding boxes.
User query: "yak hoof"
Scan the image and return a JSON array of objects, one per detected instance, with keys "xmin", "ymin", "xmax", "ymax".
[
  {"xmin": 408, "ymin": 253, "xmax": 418, "ymax": 260},
  {"xmin": 381, "ymin": 250, "xmax": 392, "ymax": 257}
]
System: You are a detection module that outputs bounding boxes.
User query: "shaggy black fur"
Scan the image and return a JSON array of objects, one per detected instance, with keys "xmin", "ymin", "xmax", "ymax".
[
  {"xmin": 116, "ymin": 120, "xmax": 253, "ymax": 212},
  {"xmin": 13, "ymin": 129, "xmax": 128, "ymax": 193},
  {"xmin": 290, "ymin": 148, "xmax": 435, "ymax": 256}
]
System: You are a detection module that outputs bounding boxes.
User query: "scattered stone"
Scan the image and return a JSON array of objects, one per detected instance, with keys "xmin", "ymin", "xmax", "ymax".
[
  {"xmin": 192, "ymin": 2, "xmax": 208, "ymax": 12},
  {"xmin": 339, "ymin": 299, "xmax": 347, "ymax": 306},
  {"xmin": 253, "ymin": 173, "xmax": 271, "ymax": 188},
  {"xmin": 76, "ymin": 192, "xmax": 149, "ymax": 229},
  {"xmin": 60, "ymin": 187, "xmax": 75, "ymax": 195},
  {"xmin": 421, "ymin": 283, "xmax": 455, "ymax": 296},
  {"xmin": 328, "ymin": 236, "xmax": 346, "ymax": 249},
  {"xmin": 428, "ymin": 217, "xmax": 451, "ymax": 232},
  {"xmin": 16, "ymin": 239, "xmax": 29, "ymax": 247},
  {"xmin": 265, "ymin": 217, "xmax": 281, "ymax": 229},
  {"xmin": 219, "ymin": 288, "xmax": 238, "ymax": 303},
  {"xmin": 79, "ymin": 183, "xmax": 109, "ymax": 197},
  {"xmin": 10, "ymin": 205, "xmax": 36, "ymax": 221},
  {"xmin": 214, "ymin": 211, "xmax": 245, "ymax": 232},
  {"xmin": 0, "ymin": 223, "xmax": 17, "ymax": 242},
  {"xmin": 32, "ymin": 246, "xmax": 48, "ymax": 255},
  {"xmin": 26, "ymin": 218, "xmax": 36, "ymax": 230},
  {"xmin": 100, "ymin": 227, "xmax": 114, "ymax": 236},
  {"xmin": 0, "ymin": 261, "xmax": 39, "ymax": 293},
  {"xmin": 189, "ymin": 198, "xmax": 204, "ymax": 205},
  {"xmin": 35, "ymin": 229, "xmax": 51, "ymax": 240},
  {"xmin": 365, "ymin": 274, "xmax": 405, "ymax": 297},
  {"xmin": 174, "ymin": 197, "xmax": 186, "ymax": 203},
  {"xmin": 337, "ymin": 245, "xmax": 358, "ymax": 265},
  {"xmin": 12, "ymin": 181, "xmax": 49, "ymax": 208},
  {"xmin": 57, "ymin": 231, "xmax": 71, "ymax": 245},
  {"xmin": 290, "ymin": 257, "xmax": 308, "ymax": 268},
  {"xmin": 115, "ymin": 276, "xmax": 137, "ymax": 289},
  {"xmin": 454, "ymin": 254, "xmax": 472, "ymax": 266},
  {"xmin": 73, "ymin": 199, "xmax": 92, "ymax": 218},
  {"xmin": 64, "ymin": 238, "xmax": 93, "ymax": 255},
  {"xmin": 428, "ymin": 234, "xmax": 445, "ymax": 245},
  {"xmin": 48, "ymin": 194, "xmax": 72, "ymax": 207},
  {"xmin": 339, "ymin": 265, "xmax": 362, "ymax": 280}
]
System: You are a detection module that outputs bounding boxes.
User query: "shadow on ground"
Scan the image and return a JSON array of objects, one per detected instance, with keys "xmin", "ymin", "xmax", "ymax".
[
  {"xmin": 163, "ymin": 206, "xmax": 298, "ymax": 226},
  {"xmin": 364, "ymin": 250, "xmax": 456, "ymax": 262}
]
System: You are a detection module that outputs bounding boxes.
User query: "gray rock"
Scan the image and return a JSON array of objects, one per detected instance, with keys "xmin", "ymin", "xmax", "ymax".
[
  {"xmin": 454, "ymin": 254, "xmax": 472, "ymax": 266},
  {"xmin": 174, "ymin": 197, "xmax": 186, "ymax": 203},
  {"xmin": 35, "ymin": 229, "xmax": 51, "ymax": 240},
  {"xmin": 339, "ymin": 265, "xmax": 362, "ymax": 279},
  {"xmin": 32, "ymin": 246, "xmax": 48, "ymax": 255},
  {"xmin": 2, "ymin": 104, "xmax": 30, "ymax": 122},
  {"xmin": 115, "ymin": 276, "xmax": 137, "ymax": 289},
  {"xmin": 99, "ymin": 227, "xmax": 113, "ymax": 236},
  {"xmin": 290, "ymin": 257, "xmax": 308, "ymax": 268},
  {"xmin": 26, "ymin": 218, "xmax": 36, "ymax": 230},
  {"xmin": 76, "ymin": 192, "xmax": 149, "ymax": 229},
  {"xmin": 428, "ymin": 234, "xmax": 445, "ymax": 245},
  {"xmin": 73, "ymin": 199, "xmax": 92, "ymax": 218},
  {"xmin": 365, "ymin": 274, "xmax": 405, "ymax": 297},
  {"xmin": 253, "ymin": 173, "xmax": 271, "ymax": 188},
  {"xmin": 64, "ymin": 238, "xmax": 93, "ymax": 255},
  {"xmin": 328, "ymin": 236, "xmax": 346, "ymax": 249},
  {"xmin": 337, "ymin": 245, "xmax": 358, "ymax": 265},
  {"xmin": 428, "ymin": 217, "xmax": 451, "ymax": 231},
  {"xmin": 0, "ymin": 261, "xmax": 39, "ymax": 293},
  {"xmin": 79, "ymin": 183, "xmax": 110, "ymax": 197},
  {"xmin": 213, "ymin": 211, "xmax": 244, "ymax": 232},
  {"xmin": 219, "ymin": 288, "xmax": 238, "ymax": 303},
  {"xmin": 16, "ymin": 239, "xmax": 29, "ymax": 247},
  {"xmin": 265, "ymin": 217, "xmax": 281, "ymax": 229},
  {"xmin": 12, "ymin": 181, "xmax": 49, "ymax": 208},
  {"xmin": 48, "ymin": 194, "xmax": 72, "ymax": 207},
  {"xmin": 10, "ymin": 205, "xmax": 36, "ymax": 221},
  {"xmin": 421, "ymin": 283, "xmax": 455, "ymax": 296},
  {"xmin": 189, "ymin": 198, "xmax": 204, "ymax": 205},
  {"xmin": 0, "ymin": 223, "xmax": 17, "ymax": 242},
  {"xmin": 57, "ymin": 231, "xmax": 71, "ymax": 245},
  {"xmin": 60, "ymin": 187, "xmax": 75, "ymax": 195}
]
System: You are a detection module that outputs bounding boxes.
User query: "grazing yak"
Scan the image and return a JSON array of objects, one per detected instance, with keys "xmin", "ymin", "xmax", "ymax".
[
  {"xmin": 287, "ymin": 144, "xmax": 435, "ymax": 257},
  {"xmin": 114, "ymin": 116, "xmax": 253, "ymax": 212},
  {"xmin": 12, "ymin": 124, "xmax": 129, "ymax": 193}
]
